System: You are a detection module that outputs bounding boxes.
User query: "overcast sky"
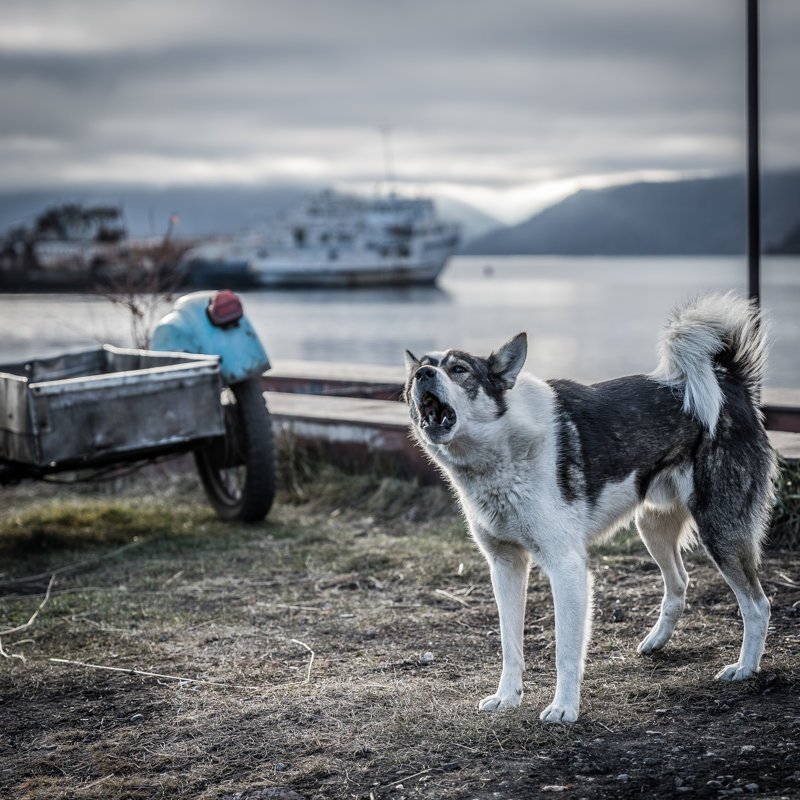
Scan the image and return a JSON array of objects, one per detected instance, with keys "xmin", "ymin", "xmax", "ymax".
[{"xmin": 1, "ymin": 0, "xmax": 798, "ymax": 221}]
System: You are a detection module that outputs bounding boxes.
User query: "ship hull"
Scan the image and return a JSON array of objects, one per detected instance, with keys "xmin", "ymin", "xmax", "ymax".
[
  {"xmin": 182, "ymin": 258, "xmax": 253, "ymax": 288},
  {"xmin": 246, "ymin": 255, "xmax": 448, "ymax": 288}
]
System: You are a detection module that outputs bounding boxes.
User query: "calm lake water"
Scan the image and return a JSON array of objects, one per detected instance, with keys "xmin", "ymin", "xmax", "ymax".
[{"xmin": 1, "ymin": 256, "xmax": 798, "ymax": 387}]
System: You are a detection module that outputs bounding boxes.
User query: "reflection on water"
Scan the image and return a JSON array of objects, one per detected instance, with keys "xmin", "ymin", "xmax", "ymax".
[
  {"xmin": 0, "ymin": 256, "xmax": 797, "ymax": 387},
  {"xmin": 262, "ymin": 282, "xmax": 453, "ymax": 306}
]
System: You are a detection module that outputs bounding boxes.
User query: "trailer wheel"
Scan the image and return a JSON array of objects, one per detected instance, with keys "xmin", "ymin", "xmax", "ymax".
[{"xmin": 195, "ymin": 379, "xmax": 276, "ymax": 522}]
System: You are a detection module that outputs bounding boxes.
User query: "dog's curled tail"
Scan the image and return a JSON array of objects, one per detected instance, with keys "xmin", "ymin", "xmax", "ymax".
[{"xmin": 651, "ymin": 292, "xmax": 768, "ymax": 435}]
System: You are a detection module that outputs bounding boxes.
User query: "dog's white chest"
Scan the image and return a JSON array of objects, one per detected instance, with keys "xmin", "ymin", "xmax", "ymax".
[{"xmin": 456, "ymin": 463, "xmax": 538, "ymax": 538}]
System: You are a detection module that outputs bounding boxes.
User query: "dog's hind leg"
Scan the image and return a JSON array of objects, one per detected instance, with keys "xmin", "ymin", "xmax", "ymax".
[
  {"xmin": 539, "ymin": 549, "xmax": 592, "ymax": 723},
  {"xmin": 689, "ymin": 451, "xmax": 771, "ymax": 682},
  {"xmin": 686, "ymin": 377, "xmax": 776, "ymax": 680},
  {"xmin": 479, "ymin": 542, "xmax": 531, "ymax": 712},
  {"xmin": 688, "ymin": 497, "xmax": 770, "ymax": 681},
  {"xmin": 703, "ymin": 531, "xmax": 770, "ymax": 682},
  {"xmin": 635, "ymin": 504, "xmax": 691, "ymax": 655}
]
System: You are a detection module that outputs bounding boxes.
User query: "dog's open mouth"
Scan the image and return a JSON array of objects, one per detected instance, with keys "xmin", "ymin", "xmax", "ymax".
[{"xmin": 419, "ymin": 391, "xmax": 456, "ymax": 430}]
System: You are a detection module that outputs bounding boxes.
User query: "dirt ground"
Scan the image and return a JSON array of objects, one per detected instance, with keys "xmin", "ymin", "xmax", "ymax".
[{"xmin": 0, "ymin": 465, "xmax": 798, "ymax": 800}]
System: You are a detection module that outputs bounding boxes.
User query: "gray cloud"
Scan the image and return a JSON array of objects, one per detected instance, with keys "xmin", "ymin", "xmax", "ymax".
[{"xmin": 1, "ymin": 0, "xmax": 798, "ymax": 220}]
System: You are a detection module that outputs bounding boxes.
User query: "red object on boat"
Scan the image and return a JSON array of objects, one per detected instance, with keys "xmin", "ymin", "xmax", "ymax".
[{"xmin": 207, "ymin": 290, "xmax": 243, "ymax": 327}]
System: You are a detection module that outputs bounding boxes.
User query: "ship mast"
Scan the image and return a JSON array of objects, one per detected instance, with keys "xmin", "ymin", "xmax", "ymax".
[{"xmin": 379, "ymin": 126, "xmax": 395, "ymax": 193}]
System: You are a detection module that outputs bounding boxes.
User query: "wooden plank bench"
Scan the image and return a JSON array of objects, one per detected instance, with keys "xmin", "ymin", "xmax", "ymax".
[
  {"xmin": 763, "ymin": 388, "xmax": 800, "ymax": 435},
  {"xmin": 264, "ymin": 363, "xmax": 800, "ymax": 434},
  {"xmin": 266, "ymin": 390, "xmax": 800, "ymax": 483},
  {"xmin": 264, "ymin": 360, "xmax": 405, "ymax": 401},
  {"xmin": 266, "ymin": 391, "xmax": 434, "ymax": 480}
]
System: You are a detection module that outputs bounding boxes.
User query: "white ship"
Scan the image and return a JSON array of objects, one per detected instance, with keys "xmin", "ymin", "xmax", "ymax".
[{"xmin": 181, "ymin": 191, "xmax": 460, "ymax": 288}]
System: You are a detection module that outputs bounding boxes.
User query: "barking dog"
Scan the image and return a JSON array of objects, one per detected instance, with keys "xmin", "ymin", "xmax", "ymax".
[{"xmin": 404, "ymin": 294, "xmax": 776, "ymax": 723}]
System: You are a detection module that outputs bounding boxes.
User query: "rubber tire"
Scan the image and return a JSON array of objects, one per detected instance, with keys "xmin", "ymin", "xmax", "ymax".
[{"xmin": 195, "ymin": 379, "xmax": 276, "ymax": 522}]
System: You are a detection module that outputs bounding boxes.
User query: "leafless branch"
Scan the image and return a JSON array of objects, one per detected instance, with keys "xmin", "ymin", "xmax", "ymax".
[
  {"xmin": 0, "ymin": 540, "xmax": 142, "ymax": 591},
  {"xmin": 0, "ymin": 574, "xmax": 56, "ymax": 638},
  {"xmin": 290, "ymin": 638, "xmax": 315, "ymax": 684},
  {"xmin": 49, "ymin": 657, "xmax": 261, "ymax": 690},
  {"xmin": 0, "ymin": 574, "xmax": 56, "ymax": 661},
  {"xmin": 434, "ymin": 588, "xmax": 470, "ymax": 607}
]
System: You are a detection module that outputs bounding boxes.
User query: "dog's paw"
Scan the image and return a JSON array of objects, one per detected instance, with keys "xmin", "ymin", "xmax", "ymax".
[
  {"xmin": 478, "ymin": 692, "xmax": 521, "ymax": 712},
  {"xmin": 637, "ymin": 629, "xmax": 669, "ymax": 655},
  {"xmin": 539, "ymin": 702, "xmax": 579, "ymax": 724},
  {"xmin": 715, "ymin": 663, "xmax": 757, "ymax": 682}
]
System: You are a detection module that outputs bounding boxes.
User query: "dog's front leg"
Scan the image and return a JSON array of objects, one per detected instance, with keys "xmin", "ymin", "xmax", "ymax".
[
  {"xmin": 540, "ymin": 551, "xmax": 592, "ymax": 723},
  {"xmin": 479, "ymin": 541, "xmax": 530, "ymax": 712}
]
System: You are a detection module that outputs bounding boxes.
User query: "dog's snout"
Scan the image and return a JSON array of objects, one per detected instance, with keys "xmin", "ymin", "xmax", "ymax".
[{"xmin": 415, "ymin": 365, "xmax": 436, "ymax": 381}]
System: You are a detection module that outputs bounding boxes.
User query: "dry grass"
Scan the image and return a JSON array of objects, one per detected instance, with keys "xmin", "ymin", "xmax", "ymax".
[{"xmin": 0, "ymin": 463, "xmax": 798, "ymax": 799}]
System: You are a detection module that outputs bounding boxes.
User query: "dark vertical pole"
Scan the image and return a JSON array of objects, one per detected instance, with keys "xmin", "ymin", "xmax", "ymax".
[{"xmin": 746, "ymin": 0, "xmax": 761, "ymax": 304}]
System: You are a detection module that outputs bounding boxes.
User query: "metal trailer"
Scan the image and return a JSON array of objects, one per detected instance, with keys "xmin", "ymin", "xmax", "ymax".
[{"xmin": 0, "ymin": 291, "xmax": 276, "ymax": 522}]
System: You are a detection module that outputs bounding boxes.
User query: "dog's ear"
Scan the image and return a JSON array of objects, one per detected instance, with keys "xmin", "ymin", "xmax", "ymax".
[
  {"xmin": 404, "ymin": 349, "xmax": 420, "ymax": 373},
  {"xmin": 488, "ymin": 333, "xmax": 527, "ymax": 390}
]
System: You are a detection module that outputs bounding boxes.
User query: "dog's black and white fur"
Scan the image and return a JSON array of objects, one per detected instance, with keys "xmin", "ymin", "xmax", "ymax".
[{"xmin": 404, "ymin": 294, "xmax": 776, "ymax": 723}]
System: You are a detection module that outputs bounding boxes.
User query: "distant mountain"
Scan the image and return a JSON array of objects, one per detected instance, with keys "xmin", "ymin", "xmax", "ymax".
[
  {"xmin": 0, "ymin": 185, "xmax": 498, "ymax": 243},
  {"xmin": 432, "ymin": 197, "xmax": 501, "ymax": 243},
  {"xmin": 771, "ymin": 218, "xmax": 800, "ymax": 254},
  {"xmin": 465, "ymin": 170, "xmax": 800, "ymax": 255}
]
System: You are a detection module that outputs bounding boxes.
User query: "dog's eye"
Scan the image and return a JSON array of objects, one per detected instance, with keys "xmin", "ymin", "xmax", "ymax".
[{"xmin": 451, "ymin": 365, "xmax": 468, "ymax": 375}]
